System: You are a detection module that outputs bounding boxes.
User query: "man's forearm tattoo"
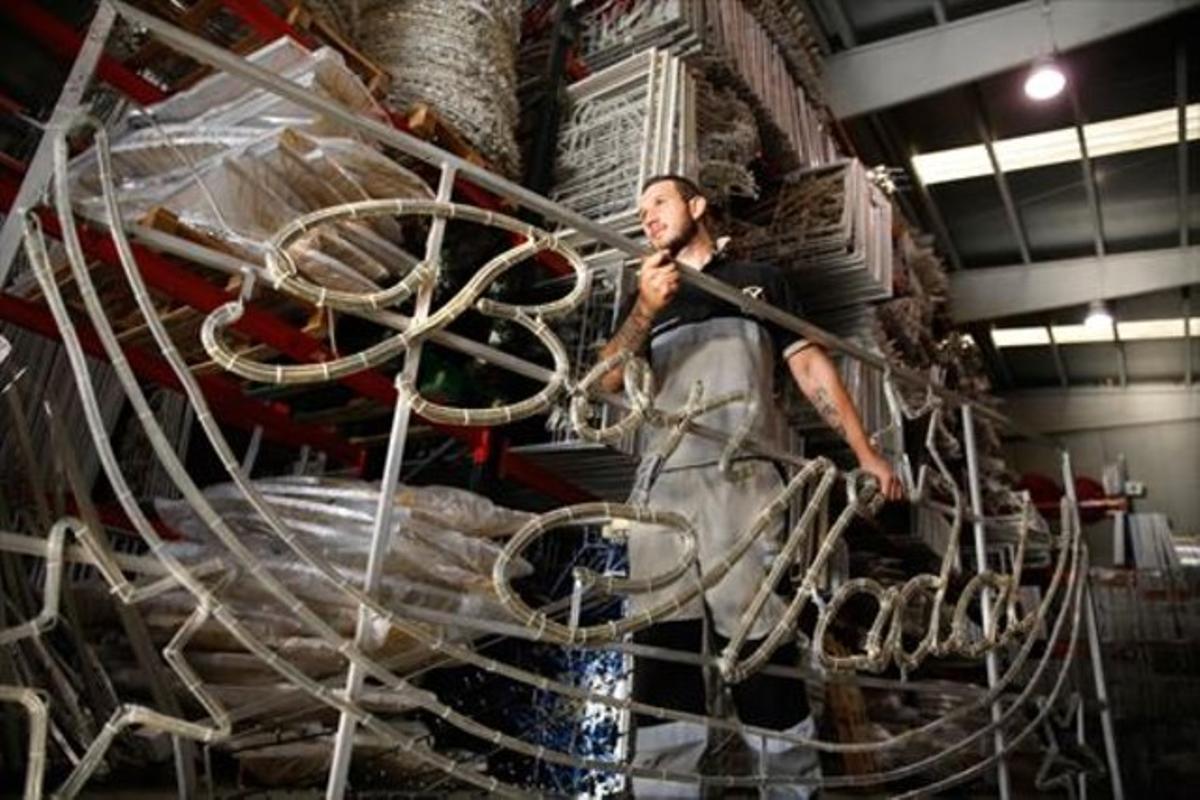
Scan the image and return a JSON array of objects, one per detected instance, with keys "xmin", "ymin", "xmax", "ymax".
[
  {"xmin": 604, "ymin": 304, "xmax": 654, "ymax": 357},
  {"xmin": 811, "ymin": 386, "xmax": 847, "ymax": 440}
]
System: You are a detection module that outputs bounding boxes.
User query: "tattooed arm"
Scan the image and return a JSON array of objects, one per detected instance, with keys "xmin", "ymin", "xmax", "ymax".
[
  {"xmin": 598, "ymin": 301, "xmax": 656, "ymax": 392},
  {"xmin": 598, "ymin": 251, "xmax": 679, "ymax": 393},
  {"xmin": 787, "ymin": 344, "xmax": 903, "ymax": 500}
]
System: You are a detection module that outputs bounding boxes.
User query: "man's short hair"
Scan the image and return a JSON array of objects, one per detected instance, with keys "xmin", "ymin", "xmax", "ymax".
[{"xmin": 641, "ymin": 174, "xmax": 705, "ymax": 202}]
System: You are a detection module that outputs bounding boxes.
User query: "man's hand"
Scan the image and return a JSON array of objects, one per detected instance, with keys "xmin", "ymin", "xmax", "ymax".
[
  {"xmin": 637, "ymin": 250, "xmax": 680, "ymax": 315},
  {"xmin": 597, "ymin": 251, "xmax": 678, "ymax": 392},
  {"xmin": 859, "ymin": 450, "xmax": 904, "ymax": 502}
]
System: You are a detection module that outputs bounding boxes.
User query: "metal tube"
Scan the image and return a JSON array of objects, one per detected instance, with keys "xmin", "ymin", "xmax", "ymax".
[
  {"xmin": 324, "ymin": 166, "xmax": 457, "ymax": 799},
  {"xmin": 1061, "ymin": 451, "xmax": 1125, "ymax": 799},
  {"xmin": 962, "ymin": 404, "xmax": 1012, "ymax": 800},
  {"xmin": 1083, "ymin": 585, "xmax": 1125, "ymax": 800}
]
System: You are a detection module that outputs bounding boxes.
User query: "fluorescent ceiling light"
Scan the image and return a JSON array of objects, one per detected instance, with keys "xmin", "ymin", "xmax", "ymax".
[
  {"xmin": 909, "ymin": 144, "xmax": 992, "ymax": 185},
  {"xmin": 993, "ymin": 127, "xmax": 1081, "ymax": 172},
  {"xmin": 1116, "ymin": 318, "xmax": 1186, "ymax": 340},
  {"xmin": 912, "ymin": 103, "xmax": 1200, "ymax": 185},
  {"xmin": 994, "ymin": 317, "xmax": 1200, "ymax": 348},
  {"xmin": 1051, "ymin": 323, "xmax": 1113, "ymax": 344},
  {"xmin": 991, "ymin": 326, "xmax": 1051, "ymax": 347}
]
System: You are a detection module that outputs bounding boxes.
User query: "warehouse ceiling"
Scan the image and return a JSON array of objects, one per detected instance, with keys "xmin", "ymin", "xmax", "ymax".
[{"xmin": 805, "ymin": 0, "xmax": 1200, "ymax": 390}]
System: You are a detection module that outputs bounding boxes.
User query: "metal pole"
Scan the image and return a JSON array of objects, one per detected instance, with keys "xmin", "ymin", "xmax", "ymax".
[
  {"xmin": 1084, "ymin": 580, "xmax": 1126, "ymax": 799},
  {"xmin": 0, "ymin": 2, "xmax": 117, "ymax": 289},
  {"xmin": 323, "ymin": 166, "xmax": 456, "ymax": 799},
  {"xmin": 961, "ymin": 404, "xmax": 1012, "ymax": 800},
  {"xmin": 1061, "ymin": 450, "xmax": 1125, "ymax": 800}
]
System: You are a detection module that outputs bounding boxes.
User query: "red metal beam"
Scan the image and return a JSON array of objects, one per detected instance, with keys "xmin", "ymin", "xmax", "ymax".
[
  {"xmin": 1, "ymin": 0, "xmax": 168, "ymax": 106},
  {"xmin": 0, "ymin": 292, "xmax": 366, "ymax": 470}
]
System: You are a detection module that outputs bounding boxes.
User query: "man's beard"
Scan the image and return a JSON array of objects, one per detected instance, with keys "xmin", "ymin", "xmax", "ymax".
[{"xmin": 662, "ymin": 217, "xmax": 700, "ymax": 257}]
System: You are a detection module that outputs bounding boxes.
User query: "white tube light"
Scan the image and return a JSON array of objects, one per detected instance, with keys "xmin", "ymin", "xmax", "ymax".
[{"xmin": 912, "ymin": 103, "xmax": 1200, "ymax": 185}]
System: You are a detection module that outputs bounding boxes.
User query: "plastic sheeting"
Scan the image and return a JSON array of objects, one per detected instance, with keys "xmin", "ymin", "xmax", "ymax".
[{"xmin": 66, "ymin": 38, "xmax": 432, "ymax": 293}]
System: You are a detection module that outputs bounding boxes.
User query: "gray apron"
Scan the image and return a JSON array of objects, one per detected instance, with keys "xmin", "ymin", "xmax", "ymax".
[{"xmin": 628, "ymin": 316, "xmax": 791, "ymax": 641}]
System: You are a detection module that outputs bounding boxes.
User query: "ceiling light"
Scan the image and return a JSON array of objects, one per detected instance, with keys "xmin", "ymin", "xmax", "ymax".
[
  {"xmin": 911, "ymin": 103, "xmax": 1200, "ymax": 186},
  {"xmin": 1084, "ymin": 300, "xmax": 1113, "ymax": 329},
  {"xmin": 993, "ymin": 316, "xmax": 1199, "ymax": 349},
  {"xmin": 1116, "ymin": 318, "xmax": 1187, "ymax": 341},
  {"xmin": 1051, "ymin": 323, "xmax": 1113, "ymax": 344},
  {"xmin": 991, "ymin": 327, "xmax": 1051, "ymax": 348},
  {"xmin": 993, "ymin": 127, "xmax": 1081, "ymax": 172},
  {"xmin": 1024, "ymin": 59, "xmax": 1066, "ymax": 101}
]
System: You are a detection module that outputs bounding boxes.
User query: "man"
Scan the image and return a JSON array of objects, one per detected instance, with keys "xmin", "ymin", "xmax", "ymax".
[{"xmin": 601, "ymin": 175, "xmax": 901, "ymax": 798}]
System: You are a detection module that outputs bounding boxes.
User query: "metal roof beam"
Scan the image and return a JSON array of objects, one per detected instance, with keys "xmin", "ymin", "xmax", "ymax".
[
  {"xmin": 811, "ymin": 0, "xmax": 857, "ymax": 49},
  {"xmin": 930, "ymin": 0, "xmax": 948, "ymax": 26},
  {"xmin": 973, "ymin": 86, "xmax": 1031, "ymax": 264},
  {"xmin": 1184, "ymin": 288, "xmax": 1194, "ymax": 385},
  {"xmin": 1113, "ymin": 317, "xmax": 1129, "ymax": 388},
  {"xmin": 1179, "ymin": 41, "xmax": 1190, "ymax": 249},
  {"xmin": 949, "ymin": 246, "xmax": 1200, "ymax": 323},
  {"xmin": 824, "ymin": 0, "xmax": 1199, "ymax": 118},
  {"xmin": 1047, "ymin": 325, "xmax": 1070, "ymax": 388},
  {"xmin": 1004, "ymin": 385, "xmax": 1200, "ymax": 434},
  {"xmin": 1068, "ymin": 87, "xmax": 1106, "ymax": 257}
]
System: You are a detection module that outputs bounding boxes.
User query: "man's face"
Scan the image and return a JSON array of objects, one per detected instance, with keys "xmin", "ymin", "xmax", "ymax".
[{"xmin": 638, "ymin": 180, "xmax": 700, "ymax": 255}]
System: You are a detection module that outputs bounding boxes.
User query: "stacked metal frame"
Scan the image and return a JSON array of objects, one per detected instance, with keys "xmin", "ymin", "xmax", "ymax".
[
  {"xmin": 738, "ymin": 159, "xmax": 894, "ymax": 312},
  {"xmin": 695, "ymin": 74, "xmax": 761, "ymax": 202},
  {"xmin": 551, "ymin": 47, "xmax": 696, "ymax": 235},
  {"xmin": 576, "ymin": 0, "xmax": 837, "ymax": 170},
  {"xmin": 1089, "ymin": 565, "xmax": 1200, "ymax": 792}
]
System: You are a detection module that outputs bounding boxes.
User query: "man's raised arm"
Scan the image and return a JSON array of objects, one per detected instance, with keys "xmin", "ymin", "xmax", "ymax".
[{"xmin": 597, "ymin": 251, "xmax": 679, "ymax": 393}]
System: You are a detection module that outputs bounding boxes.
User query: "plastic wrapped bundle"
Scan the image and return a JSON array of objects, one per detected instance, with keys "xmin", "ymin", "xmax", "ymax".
[
  {"xmin": 70, "ymin": 127, "xmax": 432, "ymax": 292},
  {"xmin": 144, "ymin": 38, "xmax": 383, "ymax": 138},
  {"xmin": 65, "ymin": 37, "xmax": 432, "ymax": 293},
  {"xmin": 80, "ymin": 478, "xmax": 542, "ymax": 703},
  {"xmin": 357, "ymin": 0, "xmax": 523, "ymax": 178}
]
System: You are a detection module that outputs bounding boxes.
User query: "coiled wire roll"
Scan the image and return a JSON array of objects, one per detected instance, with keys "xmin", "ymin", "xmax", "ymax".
[{"xmin": 355, "ymin": 0, "xmax": 523, "ymax": 178}]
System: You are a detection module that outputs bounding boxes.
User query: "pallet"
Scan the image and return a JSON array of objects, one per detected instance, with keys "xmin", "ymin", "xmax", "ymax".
[
  {"xmin": 284, "ymin": 3, "xmax": 389, "ymax": 96},
  {"xmin": 403, "ymin": 103, "xmax": 493, "ymax": 171}
]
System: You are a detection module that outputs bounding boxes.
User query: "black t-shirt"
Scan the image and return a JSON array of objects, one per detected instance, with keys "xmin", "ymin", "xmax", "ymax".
[{"xmin": 624, "ymin": 251, "xmax": 809, "ymax": 359}]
